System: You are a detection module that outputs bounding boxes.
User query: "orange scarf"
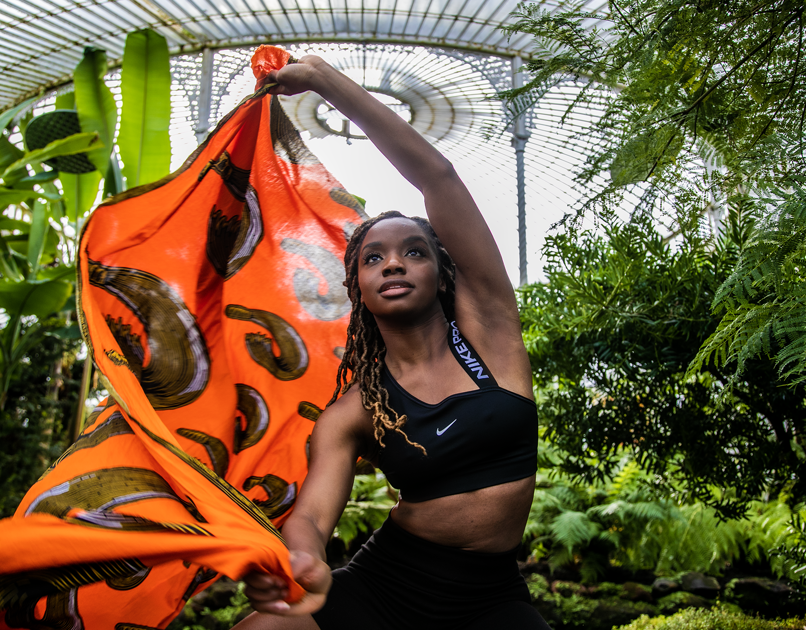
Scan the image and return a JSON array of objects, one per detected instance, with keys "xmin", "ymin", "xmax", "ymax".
[{"xmin": 0, "ymin": 45, "xmax": 363, "ymax": 630}]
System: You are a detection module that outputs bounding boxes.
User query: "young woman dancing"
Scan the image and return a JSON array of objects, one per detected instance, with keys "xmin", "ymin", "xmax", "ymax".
[{"xmin": 235, "ymin": 55, "xmax": 551, "ymax": 630}]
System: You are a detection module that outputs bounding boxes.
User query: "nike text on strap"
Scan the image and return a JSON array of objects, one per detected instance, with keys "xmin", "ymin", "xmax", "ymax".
[{"xmin": 448, "ymin": 322, "xmax": 498, "ymax": 388}]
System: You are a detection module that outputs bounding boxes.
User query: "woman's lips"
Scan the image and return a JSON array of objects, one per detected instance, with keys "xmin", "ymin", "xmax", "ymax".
[{"xmin": 379, "ymin": 280, "xmax": 413, "ymax": 296}]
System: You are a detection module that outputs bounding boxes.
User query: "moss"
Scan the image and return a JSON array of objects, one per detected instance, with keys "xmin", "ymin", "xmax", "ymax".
[
  {"xmin": 657, "ymin": 591, "xmax": 711, "ymax": 615},
  {"xmin": 553, "ymin": 580, "xmax": 589, "ymax": 597},
  {"xmin": 588, "ymin": 582, "xmax": 625, "ymax": 598},
  {"xmin": 615, "ymin": 608, "xmax": 806, "ymax": 630},
  {"xmin": 556, "ymin": 593, "xmax": 600, "ymax": 627},
  {"xmin": 526, "ymin": 573, "xmax": 551, "ymax": 599}
]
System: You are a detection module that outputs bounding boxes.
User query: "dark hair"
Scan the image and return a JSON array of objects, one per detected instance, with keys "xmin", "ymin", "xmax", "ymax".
[{"xmin": 327, "ymin": 211, "xmax": 457, "ymax": 452}]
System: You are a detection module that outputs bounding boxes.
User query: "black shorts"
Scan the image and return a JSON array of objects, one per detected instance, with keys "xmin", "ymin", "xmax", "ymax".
[{"xmin": 312, "ymin": 517, "xmax": 552, "ymax": 629}]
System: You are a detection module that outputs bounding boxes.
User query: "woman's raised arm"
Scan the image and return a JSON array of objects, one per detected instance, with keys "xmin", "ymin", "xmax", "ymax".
[{"xmin": 265, "ymin": 57, "xmax": 519, "ymax": 329}]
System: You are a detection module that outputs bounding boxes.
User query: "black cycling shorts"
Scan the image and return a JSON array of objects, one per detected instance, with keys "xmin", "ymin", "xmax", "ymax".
[{"xmin": 312, "ymin": 517, "xmax": 552, "ymax": 629}]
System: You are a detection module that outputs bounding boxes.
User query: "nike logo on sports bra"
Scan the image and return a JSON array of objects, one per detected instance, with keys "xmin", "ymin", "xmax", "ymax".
[{"xmin": 436, "ymin": 419, "xmax": 458, "ymax": 436}]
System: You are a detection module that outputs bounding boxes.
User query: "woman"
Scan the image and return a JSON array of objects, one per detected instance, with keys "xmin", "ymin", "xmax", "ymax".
[{"xmin": 235, "ymin": 54, "xmax": 550, "ymax": 629}]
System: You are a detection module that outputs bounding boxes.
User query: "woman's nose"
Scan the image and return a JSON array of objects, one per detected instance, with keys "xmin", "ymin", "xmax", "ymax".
[{"xmin": 382, "ymin": 255, "xmax": 405, "ymax": 275}]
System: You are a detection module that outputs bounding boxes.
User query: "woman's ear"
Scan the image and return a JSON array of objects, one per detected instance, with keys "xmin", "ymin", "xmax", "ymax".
[{"xmin": 438, "ymin": 274, "xmax": 447, "ymax": 293}]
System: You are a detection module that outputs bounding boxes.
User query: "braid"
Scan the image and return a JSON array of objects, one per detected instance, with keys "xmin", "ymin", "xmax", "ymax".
[{"xmin": 327, "ymin": 211, "xmax": 457, "ymax": 455}]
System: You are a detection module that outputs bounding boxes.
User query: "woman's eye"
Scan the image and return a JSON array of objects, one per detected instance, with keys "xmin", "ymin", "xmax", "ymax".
[
  {"xmin": 364, "ymin": 253, "xmax": 382, "ymax": 264},
  {"xmin": 406, "ymin": 248, "xmax": 423, "ymax": 257}
]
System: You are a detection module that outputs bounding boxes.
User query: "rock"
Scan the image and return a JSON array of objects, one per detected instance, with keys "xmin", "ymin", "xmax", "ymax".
[
  {"xmin": 724, "ymin": 577, "xmax": 796, "ymax": 616},
  {"xmin": 657, "ymin": 590, "xmax": 711, "ymax": 615},
  {"xmin": 652, "ymin": 577, "xmax": 679, "ymax": 598},
  {"xmin": 621, "ymin": 581, "xmax": 654, "ymax": 603},
  {"xmin": 519, "ymin": 559, "xmax": 544, "ymax": 575},
  {"xmin": 551, "ymin": 580, "xmax": 588, "ymax": 597},
  {"xmin": 680, "ymin": 571, "xmax": 720, "ymax": 598},
  {"xmin": 591, "ymin": 599, "xmax": 658, "ymax": 629}
]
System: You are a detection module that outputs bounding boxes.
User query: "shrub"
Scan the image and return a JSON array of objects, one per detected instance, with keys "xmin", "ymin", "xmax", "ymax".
[{"xmin": 616, "ymin": 608, "xmax": 806, "ymax": 630}]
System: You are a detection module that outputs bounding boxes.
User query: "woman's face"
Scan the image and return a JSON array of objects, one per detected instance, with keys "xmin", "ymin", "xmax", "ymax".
[{"xmin": 356, "ymin": 217, "xmax": 445, "ymax": 322}]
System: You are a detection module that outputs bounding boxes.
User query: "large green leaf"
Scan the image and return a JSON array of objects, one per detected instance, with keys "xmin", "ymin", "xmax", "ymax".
[
  {"xmin": 55, "ymin": 91, "xmax": 75, "ymax": 110},
  {"xmin": 0, "ymin": 96, "xmax": 37, "ymax": 132},
  {"xmin": 61, "ymin": 171, "xmax": 102, "ymax": 224},
  {"xmin": 15, "ymin": 171, "xmax": 60, "ymax": 187},
  {"xmin": 0, "ymin": 277, "xmax": 73, "ymax": 318},
  {"xmin": 1, "ymin": 132, "xmax": 101, "ymax": 180},
  {"xmin": 0, "ymin": 188, "xmax": 35, "ymax": 208},
  {"xmin": 119, "ymin": 29, "xmax": 171, "ymax": 188},
  {"xmin": 27, "ymin": 200, "xmax": 48, "ymax": 274},
  {"xmin": 103, "ymin": 152, "xmax": 124, "ymax": 199},
  {"xmin": 0, "ymin": 218, "xmax": 30, "ymax": 233},
  {"xmin": 74, "ymin": 47, "xmax": 117, "ymax": 173},
  {"xmin": 0, "ymin": 233, "xmax": 22, "ymax": 281},
  {"xmin": 0, "ymin": 135, "xmax": 24, "ymax": 174}
]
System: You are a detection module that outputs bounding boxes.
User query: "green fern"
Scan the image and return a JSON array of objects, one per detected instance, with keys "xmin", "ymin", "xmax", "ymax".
[
  {"xmin": 525, "ymin": 458, "xmax": 806, "ymax": 582},
  {"xmin": 689, "ymin": 186, "xmax": 806, "ymax": 387}
]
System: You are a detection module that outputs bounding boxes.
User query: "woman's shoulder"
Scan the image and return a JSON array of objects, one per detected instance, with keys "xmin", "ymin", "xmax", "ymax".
[
  {"xmin": 314, "ymin": 386, "xmax": 375, "ymax": 454},
  {"xmin": 451, "ymin": 305, "xmax": 533, "ymax": 399}
]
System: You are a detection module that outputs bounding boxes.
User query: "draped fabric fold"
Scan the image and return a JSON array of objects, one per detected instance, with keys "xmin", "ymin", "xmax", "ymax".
[{"xmin": 0, "ymin": 45, "xmax": 364, "ymax": 630}]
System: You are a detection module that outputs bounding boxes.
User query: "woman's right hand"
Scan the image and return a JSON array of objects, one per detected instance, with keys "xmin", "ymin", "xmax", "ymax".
[
  {"xmin": 243, "ymin": 551, "xmax": 332, "ymax": 616},
  {"xmin": 264, "ymin": 56, "xmax": 328, "ymax": 97}
]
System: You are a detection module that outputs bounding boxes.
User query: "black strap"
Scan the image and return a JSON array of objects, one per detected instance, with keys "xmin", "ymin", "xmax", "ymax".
[{"xmin": 447, "ymin": 321, "xmax": 498, "ymax": 388}]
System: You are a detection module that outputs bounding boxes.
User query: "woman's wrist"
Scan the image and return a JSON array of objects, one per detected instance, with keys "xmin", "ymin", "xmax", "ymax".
[{"xmin": 303, "ymin": 58, "xmax": 354, "ymax": 101}]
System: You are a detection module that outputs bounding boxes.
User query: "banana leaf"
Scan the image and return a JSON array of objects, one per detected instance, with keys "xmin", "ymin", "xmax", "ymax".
[
  {"xmin": 119, "ymin": 29, "xmax": 171, "ymax": 188},
  {"xmin": 0, "ymin": 97, "xmax": 37, "ymax": 133},
  {"xmin": 1, "ymin": 132, "xmax": 100, "ymax": 180},
  {"xmin": 0, "ymin": 275, "xmax": 73, "ymax": 318},
  {"xmin": 74, "ymin": 47, "xmax": 117, "ymax": 173},
  {"xmin": 27, "ymin": 200, "xmax": 48, "ymax": 274},
  {"xmin": 0, "ymin": 188, "xmax": 35, "ymax": 208},
  {"xmin": 61, "ymin": 171, "xmax": 102, "ymax": 224},
  {"xmin": 0, "ymin": 135, "xmax": 24, "ymax": 174}
]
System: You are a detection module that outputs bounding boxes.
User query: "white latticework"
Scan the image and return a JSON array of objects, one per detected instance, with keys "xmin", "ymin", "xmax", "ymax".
[{"xmin": 160, "ymin": 43, "xmax": 609, "ymax": 282}]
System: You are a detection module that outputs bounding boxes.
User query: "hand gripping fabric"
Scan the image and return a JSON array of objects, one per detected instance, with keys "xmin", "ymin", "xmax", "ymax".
[{"xmin": 0, "ymin": 46, "xmax": 366, "ymax": 630}]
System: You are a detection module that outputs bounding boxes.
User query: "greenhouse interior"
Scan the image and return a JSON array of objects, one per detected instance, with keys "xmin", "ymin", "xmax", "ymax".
[{"xmin": 0, "ymin": 0, "xmax": 804, "ymax": 629}]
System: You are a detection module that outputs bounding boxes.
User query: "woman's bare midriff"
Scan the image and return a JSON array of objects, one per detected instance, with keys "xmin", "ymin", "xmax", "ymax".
[{"xmin": 388, "ymin": 475, "xmax": 535, "ymax": 553}]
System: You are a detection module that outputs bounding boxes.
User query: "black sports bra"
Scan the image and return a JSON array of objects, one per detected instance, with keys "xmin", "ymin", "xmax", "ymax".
[{"xmin": 378, "ymin": 322, "xmax": 538, "ymax": 502}]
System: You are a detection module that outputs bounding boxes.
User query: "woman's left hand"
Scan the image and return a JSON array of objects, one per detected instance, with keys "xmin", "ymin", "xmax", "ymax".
[{"xmin": 243, "ymin": 551, "xmax": 332, "ymax": 616}]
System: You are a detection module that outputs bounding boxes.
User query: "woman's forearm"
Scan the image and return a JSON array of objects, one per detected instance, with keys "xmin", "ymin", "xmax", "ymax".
[{"xmin": 281, "ymin": 511, "xmax": 330, "ymax": 563}]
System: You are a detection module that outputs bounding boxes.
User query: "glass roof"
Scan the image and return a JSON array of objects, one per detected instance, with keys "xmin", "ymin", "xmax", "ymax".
[
  {"xmin": 3, "ymin": 0, "xmax": 618, "ymax": 283},
  {"xmin": 0, "ymin": 0, "xmax": 610, "ymax": 111}
]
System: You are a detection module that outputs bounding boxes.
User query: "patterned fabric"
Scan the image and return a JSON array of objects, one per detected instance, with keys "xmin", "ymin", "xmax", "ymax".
[{"xmin": 0, "ymin": 46, "xmax": 364, "ymax": 630}]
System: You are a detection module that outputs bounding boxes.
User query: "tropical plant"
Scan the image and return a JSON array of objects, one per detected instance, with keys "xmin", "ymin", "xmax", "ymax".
[
  {"xmin": 0, "ymin": 102, "xmax": 94, "ymax": 411},
  {"xmin": 500, "ymin": 0, "xmax": 805, "ymax": 205},
  {"xmin": 333, "ymin": 470, "xmax": 396, "ymax": 547},
  {"xmin": 502, "ymin": 0, "xmax": 806, "ymax": 402},
  {"xmin": 0, "ymin": 325, "xmax": 83, "ymax": 517},
  {"xmin": 617, "ymin": 608, "xmax": 806, "ymax": 630},
  {"xmin": 526, "ymin": 444, "xmax": 806, "ymax": 585},
  {"xmin": 520, "ymin": 217, "xmax": 805, "ymax": 520},
  {"xmin": 504, "ymin": 0, "xmax": 806, "ymax": 588},
  {"xmin": 688, "ymin": 189, "xmax": 806, "ymax": 388}
]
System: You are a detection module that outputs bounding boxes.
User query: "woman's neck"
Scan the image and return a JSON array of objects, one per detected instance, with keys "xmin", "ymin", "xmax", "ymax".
[{"xmin": 378, "ymin": 311, "xmax": 450, "ymax": 370}]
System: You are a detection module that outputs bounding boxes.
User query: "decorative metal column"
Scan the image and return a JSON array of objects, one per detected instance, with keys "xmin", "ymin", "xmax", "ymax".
[
  {"xmin": 195, "ymin": 48, "xmax": 215, "ymax": 144},
  {"xmin": 511, "ymin": 55, "xmax": 531, "ymax": 287}
]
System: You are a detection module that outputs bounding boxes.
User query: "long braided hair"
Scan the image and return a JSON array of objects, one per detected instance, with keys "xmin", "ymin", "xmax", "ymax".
[{"xmin": 327, "ymin": 211, "xmax": 457, "ymax": 453}]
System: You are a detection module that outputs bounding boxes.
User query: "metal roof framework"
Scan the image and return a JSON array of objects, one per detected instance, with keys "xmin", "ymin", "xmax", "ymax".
[{"xmin": 1, "ymin": 0, "xmax": 615, "ymax": 284}]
